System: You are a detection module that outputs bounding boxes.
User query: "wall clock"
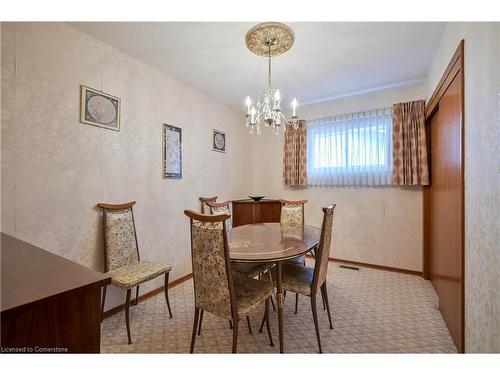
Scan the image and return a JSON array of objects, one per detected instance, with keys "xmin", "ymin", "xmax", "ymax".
[{"xmin": 212, "ymin": 129, "xmax": 226, "ymax": 153}]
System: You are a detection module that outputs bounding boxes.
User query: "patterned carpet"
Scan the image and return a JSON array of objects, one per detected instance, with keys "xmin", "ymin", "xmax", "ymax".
[{"xmin": 101, "ymin": 262, "xmax": 457, "ymax": 353}]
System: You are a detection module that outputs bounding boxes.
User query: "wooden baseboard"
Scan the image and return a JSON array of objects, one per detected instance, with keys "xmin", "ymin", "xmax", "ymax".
[
  {"xmin": 102, "ymin": 273, "xmax": 193, "ymax": 320},
  {"xmin": 306, "ymin": 255, "xmax": 422, "ymax": 277}
]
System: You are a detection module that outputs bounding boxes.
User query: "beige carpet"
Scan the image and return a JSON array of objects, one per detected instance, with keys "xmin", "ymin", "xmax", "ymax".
[{"xmin": 101, "ymin": 262, "xmax": 457, "ymax": 353}]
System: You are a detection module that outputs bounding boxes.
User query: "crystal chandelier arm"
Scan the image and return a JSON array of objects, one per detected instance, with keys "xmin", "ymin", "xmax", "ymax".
[
  {"xmin": 256, "ymin": 111, "xmax": 263, "ymax": 123},
  {"xmin": 268, "ymin": 46, "xmax": 272, "ymax": 89}
]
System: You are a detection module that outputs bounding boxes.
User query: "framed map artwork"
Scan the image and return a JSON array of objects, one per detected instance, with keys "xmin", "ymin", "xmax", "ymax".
[
  {"xmin": 212, "ymin": 129, "xmax": 226, "ymax": 153},
  {"xmin": 80, "ymin": 85, "xmax": 121, "ymax": 131},
  {"xmin": 162, "ymin": 124, "xmax": 182, "ymax": 179}
]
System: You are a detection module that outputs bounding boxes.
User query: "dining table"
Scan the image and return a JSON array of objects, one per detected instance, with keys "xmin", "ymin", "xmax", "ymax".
[{"xmin": 228, "ymin": 222, "xmax": 320, "ymax": 353}]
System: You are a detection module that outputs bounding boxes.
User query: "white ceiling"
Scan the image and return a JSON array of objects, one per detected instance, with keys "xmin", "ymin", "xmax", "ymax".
[{"xmin": 70, "ymin": 22, "xmax": 445, "ymax": 113}]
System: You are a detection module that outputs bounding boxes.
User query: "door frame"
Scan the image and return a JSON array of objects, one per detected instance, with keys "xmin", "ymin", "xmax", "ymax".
[{"xmin": 423, "ymin": 39, "xmax": 465, "ymax": 353}]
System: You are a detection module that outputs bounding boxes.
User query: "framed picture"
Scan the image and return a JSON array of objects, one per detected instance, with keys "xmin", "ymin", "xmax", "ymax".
[
  {"xmin": 162, "ymin": 124, "xmax": 182, "ymax": 179},
  {"xmin": 80, "ymin": 85, "xmax": 121, "ymax": 131},
  {"xmin": 212, "ymin": 129, "xmax": 226, "ymax": 153}
]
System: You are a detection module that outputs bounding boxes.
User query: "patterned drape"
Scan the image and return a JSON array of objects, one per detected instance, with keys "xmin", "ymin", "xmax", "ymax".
[
  {"xmin": 283, "ymin": 120, "xmax": 308, "ymax": 187},
  {"xmin": 392, "ymin": 100, "xmax": 430, "ymax": 185}
]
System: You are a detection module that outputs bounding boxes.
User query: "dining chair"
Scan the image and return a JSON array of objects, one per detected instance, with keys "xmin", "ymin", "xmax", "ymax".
[
  {"xmin": 270, "ymin": 203, "xmax": 336, "ymax": 353},
  {"xmin": 184, "ymin": 209, "xmax": 274, "ymax": 353},
  {"xmin": 202, "ymin": 200, "xmax": 240, "ymax": 329},
  {"xmin": 280, "ymin": 199, "xmax": 308, "ymax": 313},
  {"xmin": 199, "ymin": 196, "xmax": 218, "ymax": 214},
  {"xmin": 206, "ymin": 200, "xmax": 232, "ymax": 231},
  {"xmin": 98, "ymin": 201, "xmax": 173, "ymax": 344}
]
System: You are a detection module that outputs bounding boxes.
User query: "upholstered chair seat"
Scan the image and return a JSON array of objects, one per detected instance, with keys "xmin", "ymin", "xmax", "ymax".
[
  {"xmin": 272, "ymin": 263, "xmax": 314, "ymax": 296},
  {"xmin": 107, "ymin": 261, "xmax": 172, "ymax": 289},
  {"xmin": 234, "ymin": 275, "xmax": 274, "ymax": 318}
]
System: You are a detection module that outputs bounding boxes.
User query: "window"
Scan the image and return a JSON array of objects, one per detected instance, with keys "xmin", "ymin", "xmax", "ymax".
[{"xmin": 307, "ymin": 108, "xmax": 393, "ymax": 186}]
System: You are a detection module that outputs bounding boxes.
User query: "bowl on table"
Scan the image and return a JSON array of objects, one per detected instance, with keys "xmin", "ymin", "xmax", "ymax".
[{"xmin": 249, "ymin": 196, "xmax": 265, "ymax": 201}]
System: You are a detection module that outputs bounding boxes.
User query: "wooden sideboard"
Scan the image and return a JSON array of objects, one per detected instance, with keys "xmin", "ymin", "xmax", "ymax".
[
  {"xmin": 1, "ymin": 233, "xmax": 110, "ymax": 353},
  {"xmin": 232, "ymin": 199, "xmax": 281, "ymax": 227}
]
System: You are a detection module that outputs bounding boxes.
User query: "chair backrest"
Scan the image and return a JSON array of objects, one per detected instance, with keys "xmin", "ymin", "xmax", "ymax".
[
  {"xmin": 206, "ymin": 200, "xmax": 232, "ymax": 230},
  {"xmin": 280, "ymin": 199, "xmax": 307, "ymax": 225},
  {"xmin": 312, "ymin": 204, "xmax": 336, "ymax": 292},
  {"xmin": 97, "ymin": 201, "xmax": 140, "ymax": 272},
  {"xmin": 199, "ymin": 196, "xmax": 218, "ymax": 214},
  {"xmin": 184, "ymin": 209, "xmax": 236, "ymax": 320}
]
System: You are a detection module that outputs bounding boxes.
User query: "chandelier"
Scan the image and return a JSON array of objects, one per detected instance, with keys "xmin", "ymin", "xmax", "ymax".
[{"xmin": 244, "ymin": 22, "xmax": 298, "ymax": 135}]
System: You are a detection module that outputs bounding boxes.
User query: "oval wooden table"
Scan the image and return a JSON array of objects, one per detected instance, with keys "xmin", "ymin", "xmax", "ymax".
[{"xmin": 228, "ymin": 222, "xmax": 320, "ymax": 353}]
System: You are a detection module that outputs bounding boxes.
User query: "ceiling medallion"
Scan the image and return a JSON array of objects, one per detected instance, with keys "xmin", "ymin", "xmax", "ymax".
[
  {"xmin": 244, "ymin": 22, "xmax": 299, "ymax": 135},
  {"xmin": 245, "ymin": 22, "xmax": 295, "ymax": 57}
]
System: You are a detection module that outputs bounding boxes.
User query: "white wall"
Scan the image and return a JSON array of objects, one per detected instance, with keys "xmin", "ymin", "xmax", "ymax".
[
  {"xmin": 1, "ymin": 22, "xmax": 253, "ymax": 310},
  {"xmin": 425, "ymin": 22, "xmax": 500, "ymax": 353},
  {"xmin": 252, "ymin": 84, "xmax": 425, "ymax": 272}
]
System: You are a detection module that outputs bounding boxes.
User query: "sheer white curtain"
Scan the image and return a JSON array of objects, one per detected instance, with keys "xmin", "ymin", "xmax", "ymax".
[{"xmin": 307, "ymin": 108, "xmax": 393, "ymax": 186}]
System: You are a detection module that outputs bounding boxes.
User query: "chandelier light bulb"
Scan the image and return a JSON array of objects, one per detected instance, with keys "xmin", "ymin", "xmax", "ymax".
[
  {"xmin": 245, "ymin": 96, "xmax": 252, "ymax": 114},
  {"xmin": 291, "ymin": 98, "xmax": 298, "ymax": 117},
  {"xmin": 274, "ymin": 90, "xmax": 281, "ymax": 101},
  {"xmin": 250, "ymin": 106, "xmax": 256, "ymax": 123}
]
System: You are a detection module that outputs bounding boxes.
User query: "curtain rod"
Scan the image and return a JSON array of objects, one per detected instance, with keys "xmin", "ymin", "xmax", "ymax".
[{"xmin": 307, "ymin": 107, "xmax": 392, "ymax": 125}]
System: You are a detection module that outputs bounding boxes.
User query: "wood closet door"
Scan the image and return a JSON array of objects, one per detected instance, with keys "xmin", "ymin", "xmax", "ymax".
[{"xmin": 425, "ymin": 53, "xmax": 464, "ymax": 352}]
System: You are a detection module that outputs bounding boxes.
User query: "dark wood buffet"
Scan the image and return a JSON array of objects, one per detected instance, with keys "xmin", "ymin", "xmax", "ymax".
[
  {"xmin": 231, "ymin": 199, "xmax": 281, "ymax": 227},
  {"xmin": 1, "ymin": 233, "xmax": 110, "ymax": 353}
]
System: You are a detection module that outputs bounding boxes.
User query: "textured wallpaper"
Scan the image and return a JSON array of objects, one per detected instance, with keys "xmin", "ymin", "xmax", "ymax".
[
  {"xmin": 425, "ymin": 23, "xmax": 500, "ymax": 353},
  {"xmin": 1, "ymin": 22, "xmax": 253, "ymax": 310}
]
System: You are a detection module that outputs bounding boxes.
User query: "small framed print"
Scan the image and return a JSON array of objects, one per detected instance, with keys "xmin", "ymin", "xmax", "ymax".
[
  {"xmin": 80, "ymin": 85, "xmax": 121, "ymax": 131},
  {"xmin": 212, "ymin": 129, "xmax": 226, "ymax": 153},
  {"xmin": 163, "ymin": 124, "xmax": 182, "ymax": 179}
]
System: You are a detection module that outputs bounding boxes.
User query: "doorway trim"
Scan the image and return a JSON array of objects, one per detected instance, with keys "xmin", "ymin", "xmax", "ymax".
[{"xmin": 423, "ymin": 39, "xmax": 465, "ymax": 352}]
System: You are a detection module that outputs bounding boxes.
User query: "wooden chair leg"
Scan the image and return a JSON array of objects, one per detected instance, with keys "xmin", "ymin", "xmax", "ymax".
[
  {"xmin": 135, "ymin": 285, "xmax": 140, "ymax": 305},
  {"xmin": 297, "ymin": 260, "xmax": 306, "ymax": 312},
  {"xmin": 320, "ymin": 285, "xmax": 327, "ymax": 310},
  {"xmin": 232, "ymin": 319, "xmax": 239, "ymax": 353},
  {"xmin": 164, "ymin": 273, "xmax": 173, "ymax": 318},
  {"xmin": 197, "ymin": 310, "xmax": 204, "ymax": 335},
  {"xmin": 258, "ymin": 307, "xmax": 266, "ymax": 333},
  {"xmin": 246, "ymin": 315, "xmax": 253, "ymax": 334},
  {"xmin": 270, "ymin": 295, "xmax": 276, "ymax": 311},
  {"xmin": 101, "ymin": 285, "xmax": 107, "ymax": 322},
  {"xmin": 190, "ymin": 307, "xmax": 200, "ymax": 353},
  {"xmin": 125, "ymin": 289, "xmax": 132, "ymax": 345},
  {"xmin": 322, "ymin": 284, "xmax": 333, "ymax": 329},
  {"xmin": 265, "ymin": 298, "xmax": 274, "ymax": 347},
  {"xmin": 311, "ymin": 294, "xmax": 322, "ymax": 353}
]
